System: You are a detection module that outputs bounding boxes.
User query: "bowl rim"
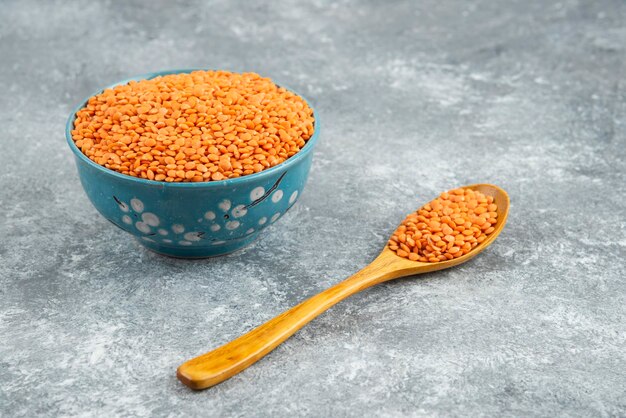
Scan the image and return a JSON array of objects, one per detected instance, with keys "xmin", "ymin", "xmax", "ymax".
[{"xmin": 65, "ymin": 68, "xmax": 319, "ymax": 188}]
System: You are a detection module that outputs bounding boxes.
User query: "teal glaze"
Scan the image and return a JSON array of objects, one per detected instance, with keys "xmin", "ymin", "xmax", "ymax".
[{"xmin": 65, "ymin": 69, "xmax": 319, "ymax": 258}]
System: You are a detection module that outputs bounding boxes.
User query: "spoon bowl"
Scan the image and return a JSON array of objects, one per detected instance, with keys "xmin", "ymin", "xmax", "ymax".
[
  {"xmin": 177, "ymin": 183, "xmax": 509, "ymax": 389},
  {"xmin": 375, "ymin": 183, "xmax": 510, "ymax": 276}
]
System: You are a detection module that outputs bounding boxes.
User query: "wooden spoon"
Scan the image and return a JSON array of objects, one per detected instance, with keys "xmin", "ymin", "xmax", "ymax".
[{"xmin": 177, "ymin": 183, "xmax": 509, "ymax": 389}]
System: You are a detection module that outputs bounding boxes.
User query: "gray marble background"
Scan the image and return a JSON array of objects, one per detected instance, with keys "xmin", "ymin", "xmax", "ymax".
[{"xmin": 1, "ymin": 0, "xmax": 625, "ymax": 416}]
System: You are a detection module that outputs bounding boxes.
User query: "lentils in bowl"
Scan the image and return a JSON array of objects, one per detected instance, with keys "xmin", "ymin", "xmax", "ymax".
[
  {"xmin": 66, "ymin": 69, "xmax": 318, "ymax": 257},
  {"xmin": 71, "ymin": 70, "xmax": 315, "ymax": 182}
]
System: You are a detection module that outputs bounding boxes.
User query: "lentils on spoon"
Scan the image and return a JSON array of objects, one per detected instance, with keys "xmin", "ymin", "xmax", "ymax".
[{"xmin": 388, "ymin": 187, "xmax": 498, "ymax": 262}]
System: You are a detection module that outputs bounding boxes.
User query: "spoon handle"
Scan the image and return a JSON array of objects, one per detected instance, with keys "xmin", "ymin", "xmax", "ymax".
[{"xmin": 177, "ymin": 254, "xmax": 399, "ymax": 390}]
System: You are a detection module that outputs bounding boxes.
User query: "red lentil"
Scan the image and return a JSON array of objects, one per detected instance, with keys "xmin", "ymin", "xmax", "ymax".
[
  {"xmin": 71, "ymin": 71, "xmax": 315, "ymax": 182},
  {"xmin": 388, "ymin": 188, "xmax": 498, "ymax": 262}
]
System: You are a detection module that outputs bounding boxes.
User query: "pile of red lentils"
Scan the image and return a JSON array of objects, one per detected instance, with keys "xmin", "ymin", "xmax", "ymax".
[
  {"xmin": 71, "ymin": 71, "xmax": 315, "ymax": 182},
  {"xmin": 388, "ymin": 188, "xmax": 498, "ymax": 262}
]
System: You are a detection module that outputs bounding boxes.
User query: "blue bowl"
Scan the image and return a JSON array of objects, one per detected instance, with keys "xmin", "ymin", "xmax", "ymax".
[{"xmin": 65, "ymin": 69, "xmax": 319, "ymax": 258}]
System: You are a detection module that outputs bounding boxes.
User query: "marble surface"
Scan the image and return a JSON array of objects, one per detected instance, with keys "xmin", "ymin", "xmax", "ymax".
[{"xmin": 1, "ymin": 0, "xmax": 625, "ymax": 416}]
